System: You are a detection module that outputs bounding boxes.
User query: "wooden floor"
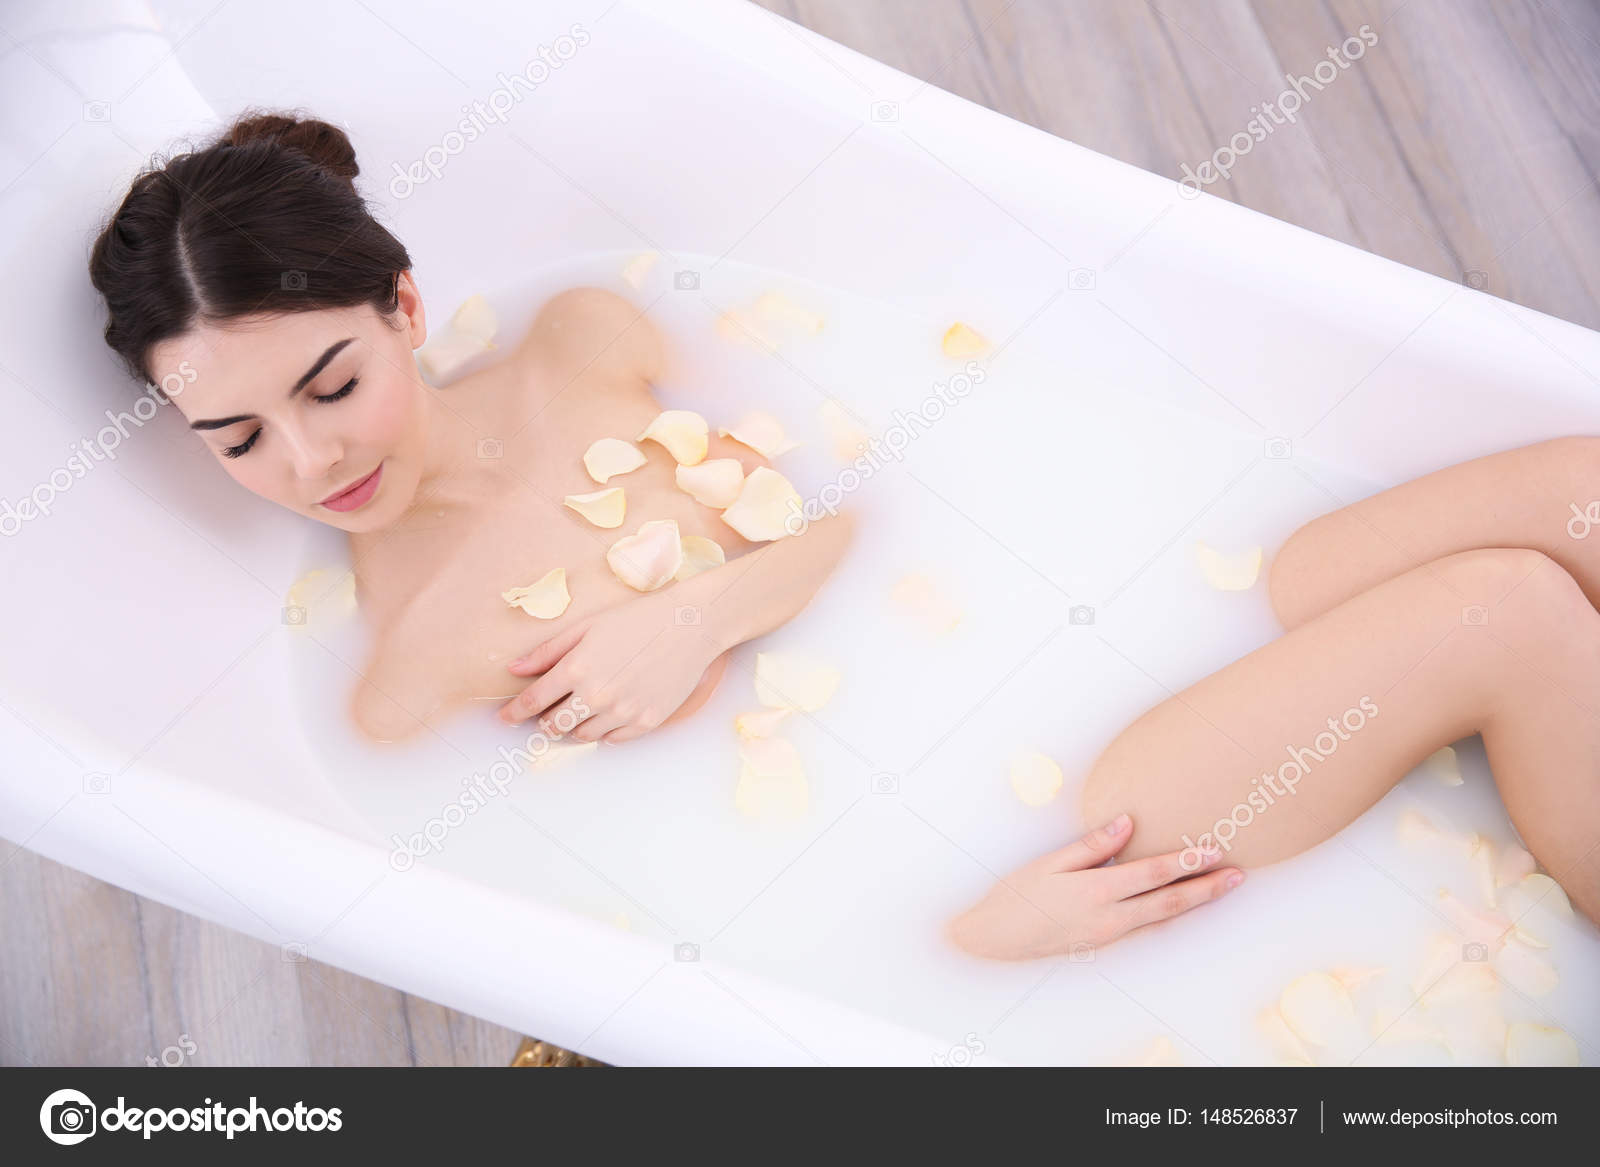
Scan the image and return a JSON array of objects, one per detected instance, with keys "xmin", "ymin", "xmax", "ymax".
[{"xmin": 4, "ymin": 0, "xmax": 1597, "ymax": 1066}]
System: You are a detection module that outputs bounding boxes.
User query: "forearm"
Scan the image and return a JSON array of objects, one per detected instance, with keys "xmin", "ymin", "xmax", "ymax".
[{"xmin": 680, "ymin": 509, "xmax": 857, "ymax": 652}]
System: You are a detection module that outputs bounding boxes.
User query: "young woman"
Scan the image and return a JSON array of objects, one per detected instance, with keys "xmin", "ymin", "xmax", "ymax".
[
  {"xmin": 92, "ymin": 113, "xmax": 1596, "ymax": 960},
  {"xmin": 88, "ymin": 112, "xmax": 855, "ymax": 745}
]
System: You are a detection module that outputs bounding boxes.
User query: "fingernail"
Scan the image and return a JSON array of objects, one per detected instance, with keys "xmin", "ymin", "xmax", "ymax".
[
  {"xmin": 1226, "ymin": 871, "xmax": 1244, "ymax": 890},
  {"xmin": 1107, "ymin": 813, "xmax": 1130, "ymax": 836}
]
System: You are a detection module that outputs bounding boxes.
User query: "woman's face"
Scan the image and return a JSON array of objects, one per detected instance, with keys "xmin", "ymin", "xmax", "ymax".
[{"xmin": 151, "ymin": 272, "xmax": 431, "ymax": 534}]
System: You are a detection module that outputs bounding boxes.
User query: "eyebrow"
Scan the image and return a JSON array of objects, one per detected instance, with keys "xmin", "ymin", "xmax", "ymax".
[{"xmin": 189, "ymin": 337, "xmax": 357, "ymax": 430}]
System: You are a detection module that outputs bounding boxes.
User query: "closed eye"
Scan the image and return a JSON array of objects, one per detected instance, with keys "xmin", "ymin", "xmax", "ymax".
[
  {"xmin": 315, "ymin": 376, "xmax": 359, "ymax": 403},
  {"xmin": 222, "ymin": 429, "xmax": 260, "ymax": 459},
  {"xmin": 220, "ymin": 377, "xmax": 356, "ymax": 458}
]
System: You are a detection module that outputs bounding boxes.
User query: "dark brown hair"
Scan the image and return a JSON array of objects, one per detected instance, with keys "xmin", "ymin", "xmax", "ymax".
[{"xmin": 88, "ymin": 109, "xmax": 412, "ymax": 386}]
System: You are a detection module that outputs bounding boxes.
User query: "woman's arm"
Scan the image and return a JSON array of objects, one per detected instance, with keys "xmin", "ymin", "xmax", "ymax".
[
  {"xmin": 498, "ymin": 509, "xmax": 857, "ymax": 743},
  {"xmin": 1269, "ymin": 436, "xmax": 1600, "ymax": 629},
  {"xmin": 679, "ymin": 508, "xmax": 857, "ymax": 654}
]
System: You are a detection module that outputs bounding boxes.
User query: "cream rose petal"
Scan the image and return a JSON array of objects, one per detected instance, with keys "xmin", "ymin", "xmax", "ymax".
[
  {"xmin": 718, "ymin": 411, "xmax": 801, "ymax": 458},
  {"xmin": 715, "ymin": 307, "xmax": 779, "ymax": 351},
  {"xmin": 721, "ymin": 466, "xmax": 804, "ymax": 542},
  {"xmin": 1492, "ymin": 938, "xmax": 1559, "ymax": 997},
  {"xmin": 1397, "ymin": 808, "xmax": 1441, "ymax": 849},
  {"xmin": 606, "ymin": 520, "xmax": 684, "ymax": 592},
  {"xmin": 734, "ymin": 707, "xmax": 792, "ymax": 739},
  {"xmin": 285, "ymin": 568, "xmax": 358, "ymax": 628},
  {"xmin": 819, "ymin": 399, "xmax": 871, "ymax": 462},
  {"xmin": 620, "ymin": 252, "xmax": 659, "ymax": 290},
  {"xmin": 637, "ymin": 410, "xmax": 709, "ymax": 465},
  {"xmin": 1116, "ymin": 1036, "xmax": 1183, "ymax": 1067},
  {"xmin": 1258, "ymin": 1007, "xmax": 1315, "ymax": 1064},
  {"xmin": 891, "ymin": 572, "xmax": 963, "ymax": 634},
  {"xmin": 450, "ymin": 293, "xmax": 498, "ymax": 345},
  {"xmin": 501, "ymin": 567, "xmax": 571, "ymax": 619},
  {"xmin": 1511, "ymin": 873, "xmax": 1575, "ymax": 919},
  {"xmin": 1422, "ymin": 745, "xmax": 1464, "ymax": 786},
  {"xmin": 1505, "ymin": 1022, "xmax": 1580, "ymax": 1066},
  {"xmin": 563, "ymin": 487, "xmax": 627, "ymax": 529},
  {"xmin": 1436, "ymin": 889, "xmax": 1512, "ymax": 949},
  {"xmin": 734, "ymin": 737, "xmax": 809, "ymax": 820},
  {"xmin": 675, "ymin": 459, "xmax": 746, "ymax": 508},
  {"xmin": 1195, "ymin": 541, "xmax": 1264, "ymax": 591},
  {"xmin": 583, "ymin": 437, "xmax": 648, "ymax": 484},
  {"xmin": 754, "ymin": 651, "xmax": 841, "ymax": 713},
  {"xmin": 1279, "ymin": 973, "xmax": 1357, "ymax": 1047},
  {"xmin": 1008, "ymin": 752, "xmax": 1063, "ymax": 807},
  {"xmin": 941, "ymin": 321, "xmax": 991, "ymax": 359},
  {"xmin": 675, "ymin": 535, "xmax": 727, "ymax": 582},
  {"xmin": 1329, "ymin": 965, "xmax": 1386, "ymax": 993},
  {"xmin": 753, "ymin": 290, "xmax": 825, "ymax": 335},
  {"xmin": 416, "ymin": 331, "xmax": 491, "ymax": 381}
]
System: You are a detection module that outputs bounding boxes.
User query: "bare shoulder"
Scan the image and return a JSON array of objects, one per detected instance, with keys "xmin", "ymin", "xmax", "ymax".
[{"xmin": 511, "ymin": 286, "xmax": 666, "ymax": 390}]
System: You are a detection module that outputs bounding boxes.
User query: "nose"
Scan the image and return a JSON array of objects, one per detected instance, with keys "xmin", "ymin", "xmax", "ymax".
[{"xmin": 279, "ymin": 418, "xmax": 343, "ymax": 483}]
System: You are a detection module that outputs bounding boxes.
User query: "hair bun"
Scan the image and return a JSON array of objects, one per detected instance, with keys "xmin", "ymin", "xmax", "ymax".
[{"xmin": 224, "ymin": 110, "xmax": 359, "ymax": 184}]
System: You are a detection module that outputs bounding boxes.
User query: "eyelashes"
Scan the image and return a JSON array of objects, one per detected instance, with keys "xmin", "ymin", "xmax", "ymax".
[
  {"xmin": 316, "ymin": 376, "xmax": 359, "ymax": 404},
  {"xmin": 220, "ymin": 377, "xmax": 359, "ymax": 459}
]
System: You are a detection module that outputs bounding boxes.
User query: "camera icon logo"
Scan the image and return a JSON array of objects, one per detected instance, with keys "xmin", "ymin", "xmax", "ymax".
[
  {"xmin": 674, "ymin": 605, "xmax": 700, "ymax": 626},
  {"xmin": 1264, "ymin": 437, "xmax": 1293, "ymax": 460},
  {"xmin": 477, "ymin": 437, "xmax": 504, "ymax": 460},
  {"xmin": 1069, "ymin": 604, "xmax": 1096, "ymax": 626},
  {"xmin": 674, "ymin": 270, "xmax": 700, "ymax": 291},
  {"xmin": 83, "ymin": 101, "xmax": 111, "ymax": 122},
  {"xmin": 1068, "ymin": 267, "xmax": 1097, "ymax": 291},
  {"xmin": 1462, "ymin": 270, "xmax": 1489, "ymax": 291},
  {"xmin": 40, "ymin": 1088, "xmax": 97, "ymax": 1145},
  {"xmin": 281, "ymin": 269, "xmax": 308, "ymax": 291},
  {"xmin": 674, "ymin": 942, "xmax": 700, "ymax": 963},
  {"xmin": 1461, "ymin": 605, "xmax": 1489, "ymax": 627},
  {"xmin": 281, "ymin": 941, "xmax": 308, "ymax": 963},
  {"xmin": 870, "ymin": 101, "xmax": 899, "ymax": 123},
  {"xmin": 82, "ymin": 771, "xmax": 111, "ymax": 795},
  {"xmin": 282, "ymin": 605, "xmax": 307, "ymax": 626},
  {"xmin": 1462, "ymin": 941, "xmax": 1489, "ymax": 962},
  {"xmin": 871, "ymin": 772, "xmax": 900, "ymax": 795},
  {"xmin": 1068, "ymin": 942, "xmax": 1096, "ymax": 963}
]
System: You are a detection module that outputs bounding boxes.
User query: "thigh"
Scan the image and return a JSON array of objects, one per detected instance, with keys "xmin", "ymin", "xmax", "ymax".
[{"xmin": 1080, "ymin": 547, "xmax": 1578, "ymax": 868}]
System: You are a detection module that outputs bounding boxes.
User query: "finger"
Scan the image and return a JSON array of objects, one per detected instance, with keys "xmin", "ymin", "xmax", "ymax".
[
  {"xmin": 1099, "ymin": 840, "xmax": 1224, "ymax": 899},
  {"xmin": 507, "ymin": 621, "xmax": 588, "ymax": 677},
  {"xmin": 601, "ymin": 724, "xmax": 649, "ymax": 745},
  {"xmin": 1108, "ymin": 868, "xmax": 1244, "ymax": 938},
  {"xmin": 498, "ymin": 665, "xmax": 573, "ymax": 726},
  {"xmin": 1032, "ymin": 814, "xmax": 1134, "ymax": 874},
  {"xmin": 568, "ymin": 706, "xmax": 631, "ymax": 743},
  {"xmin": 532, "ymin": 693, "xmax": 592, "ymax": 739}
]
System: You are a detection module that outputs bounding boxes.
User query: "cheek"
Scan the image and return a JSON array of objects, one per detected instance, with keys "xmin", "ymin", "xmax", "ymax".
[{"xmin": 349, "ymin": 373, "xmax": 422, "ymax": 452}]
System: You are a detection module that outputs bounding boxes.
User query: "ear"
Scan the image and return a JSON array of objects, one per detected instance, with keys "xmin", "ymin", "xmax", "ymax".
[{"xmin": 395, "ymin": 269, "xmax": 427, "ymax": 349}]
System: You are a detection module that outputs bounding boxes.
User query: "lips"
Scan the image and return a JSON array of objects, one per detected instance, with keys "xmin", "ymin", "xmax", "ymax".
[{"xmin": 319, "ymin": 463, "xmax": 383, "ymax": 512}]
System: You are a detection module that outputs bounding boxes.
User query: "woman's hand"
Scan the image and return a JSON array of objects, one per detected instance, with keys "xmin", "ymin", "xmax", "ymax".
[
  {"xmin": 497, "ymin": 590, "xmax": 725, "ymax": 744},
  {"xmin": 945, "ymin": 814, "xmax": 1244, "ymax": 961}
]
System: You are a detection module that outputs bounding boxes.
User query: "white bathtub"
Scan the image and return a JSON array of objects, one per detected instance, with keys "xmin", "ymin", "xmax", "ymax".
[{"xmin": 2, "ymin": 0, "xmax": 1597, "ymax": 1066}]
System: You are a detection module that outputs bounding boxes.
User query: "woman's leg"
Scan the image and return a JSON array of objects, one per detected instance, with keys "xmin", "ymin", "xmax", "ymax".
[
  {"xmin": 1079, "ymin": 547, "xmax": 1600, "ymax": 924},
  {"xmin": 1270, "ymin": 436, "xmax": 1600, "ymax": 629}
]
